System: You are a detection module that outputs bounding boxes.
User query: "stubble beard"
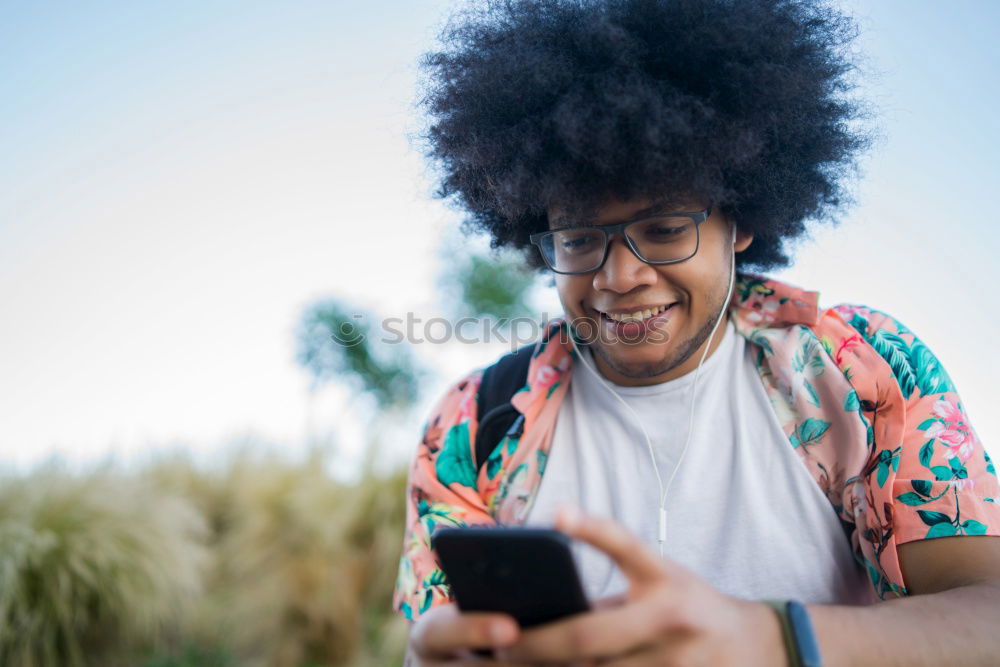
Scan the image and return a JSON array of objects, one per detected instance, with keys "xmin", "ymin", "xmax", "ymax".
[{"xmin": 586, "ymin": 271, "xmax": 733, "ymax": 381}]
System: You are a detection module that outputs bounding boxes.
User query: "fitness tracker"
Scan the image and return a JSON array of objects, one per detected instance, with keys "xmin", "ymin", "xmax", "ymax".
[{"xmin": 763, "ymin": 599, "xmax": 823, "ymax": 667}]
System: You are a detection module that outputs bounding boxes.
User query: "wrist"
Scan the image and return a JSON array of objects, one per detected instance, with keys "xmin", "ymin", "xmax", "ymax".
[{"xmin": 742, "ymin": 600, "xmax": 790, "ymax": 667}]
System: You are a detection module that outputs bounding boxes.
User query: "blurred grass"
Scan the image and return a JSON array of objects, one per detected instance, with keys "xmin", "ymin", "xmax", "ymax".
[{"xmin": 0, "ymin": 449, "xmax": 409, "ymax": 667}]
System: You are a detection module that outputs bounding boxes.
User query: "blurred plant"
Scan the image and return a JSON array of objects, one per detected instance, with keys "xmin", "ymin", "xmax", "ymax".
[
  {"xmin": 0, "ymin": 465, "xmax": 208, "ymax": 667},
  {"xmin": 142, "ymin": 447, "xmax": 409, "ymax": 667},
  {"xmin": 140, "ymin": 643, "xmax": 236, "ymax": 667},
  {"xmin": 295, "ymin": 299, "xmax": 423, "ymax": 414},
  {"xmin": 437, "ymin": 238, "xmax": 540, "ymax": 321}
]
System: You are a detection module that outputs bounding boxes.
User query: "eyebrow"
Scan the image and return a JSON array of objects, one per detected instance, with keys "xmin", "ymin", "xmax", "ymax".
[{"xmin": 549, "ymin": 200, "xmax": 686, "ymax": 229}]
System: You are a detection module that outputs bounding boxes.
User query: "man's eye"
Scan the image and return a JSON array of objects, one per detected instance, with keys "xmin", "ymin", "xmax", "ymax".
[
  {"xmin": 651, "ymin": 226, "xmax": 684, "ymax": 235},
  {"xmin": 559, "ymin": 233, "xmax": 598, "ymax": 252},
  {"xmin": 643, "ymin": 223, "xmax": 690, "ymax": 242}
]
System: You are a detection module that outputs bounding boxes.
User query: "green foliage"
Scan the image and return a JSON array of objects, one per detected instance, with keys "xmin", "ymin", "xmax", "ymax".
[
  {"xmin": 457, "ymin": 253, "xmax": 537, "ymax": 320},
  {"xmin": 0, "ymin": 466, "xmax": 208, "ymax": 667},
  {"xmin": 295, "ymin": 299, "xmax": 423, "ymax": 412},
  {"xmin": 141, "ymin": 644, "xmax": 237, "ymax": 667},
  {"xmin": 0, "ymin": 452, "xmax": 410, "ymax": 667},
  {"xmin": 145, "ymin": 450, "xmax": 410, "ymax": 667},
  {"xmin": 438, "ymin": 240, "xmax": 539, "ymax": 321}
]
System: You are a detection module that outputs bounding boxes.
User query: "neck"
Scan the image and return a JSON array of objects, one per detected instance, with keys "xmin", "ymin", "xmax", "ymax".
[{"xmin": 584, "ymin": 312, "xmax": 731, "ymax": 387}]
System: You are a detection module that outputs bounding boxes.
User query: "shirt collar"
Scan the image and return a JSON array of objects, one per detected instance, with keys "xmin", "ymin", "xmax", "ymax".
[{"xmin": 729, "ymin": 272, "xmax": 820, "ymax": 328}]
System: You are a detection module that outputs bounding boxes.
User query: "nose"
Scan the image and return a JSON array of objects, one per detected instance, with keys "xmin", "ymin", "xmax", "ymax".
[{"xmin": 591, "ymin": 233, "xmax": 658, "ymax": 293}]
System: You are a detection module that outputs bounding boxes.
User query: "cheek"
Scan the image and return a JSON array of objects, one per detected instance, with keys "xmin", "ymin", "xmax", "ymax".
[
  {"xmin": 555, "ymin": 276, "xmax": 589, "ymax": 312},
  {"xmin": 660, "ymin": 265, "xmax": 720, "ymax": 314}
]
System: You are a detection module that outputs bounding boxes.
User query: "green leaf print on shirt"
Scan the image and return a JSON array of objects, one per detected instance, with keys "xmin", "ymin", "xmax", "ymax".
[
  {"xmin": 868, "ymin": 329, "xmax": 917, "ymax": 399},
  {"xmin": 486, "ymin": 451, "xmax": 503, "ymax": 480},
  {"xmin": 536, "ymin": 449, "xmax": 548, "ymax": 477},
  {"xmin": 845, "ymin": 310, "xmax": 957, "ymax": 402},
  {"xmin": 918, "ymin": 510, "xmax": 951, "ymax": 526},
  {"xmin": 483, "ymin": 434, "xmax": 519, "ymax": 483},
  {"xmin": 927, "ymin": 522, "xmax": 958, "ymax": 538},
  {"xmin": 895, "ymin": 479, "xmax": 949, "ymax": 507},
  {"xmin": 962, "ymin": 520, "xmax": 988, "ymax": 536},
  {"xmin": 435, "ymin": 422, "xmax": 477, "ymax": 488},
  {"xmin": 736, "ymin": 277, "xmax": 775, "ymax": 301},
  {"xmin": 875, "ymin": 447, "xmax": 901, "ymax": 487},
  {"xmin": 804, "ymin": 380, "xmax": 821, "ymax": 408},
  {"xmin": 910, "ymin": 339, "xmax": 956, "ymax": 396},
  {"xmin": 790, "ymin": 418, "xmax": 831, "ymax": 448},
  {"xmin": 918, "ymin": 440, "xmax": 934, "ymax": 468},
  {"xmin": 896, "ymin": 492, "xmax": 931, "ymax": 506},
  {"xmin": 914, "ymin": 485, "xmax": 988, "ymax": 539}
]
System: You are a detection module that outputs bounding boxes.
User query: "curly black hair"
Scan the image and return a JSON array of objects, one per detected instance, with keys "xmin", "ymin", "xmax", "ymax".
[{"xmin": 419, "ymin": 0, "xmax": 871, "ymax": 271}]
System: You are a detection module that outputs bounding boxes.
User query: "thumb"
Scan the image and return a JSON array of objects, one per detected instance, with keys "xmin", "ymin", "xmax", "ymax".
[{"xmin": 410, "ymin": 603, "xmax": 520, "ymax": 659}]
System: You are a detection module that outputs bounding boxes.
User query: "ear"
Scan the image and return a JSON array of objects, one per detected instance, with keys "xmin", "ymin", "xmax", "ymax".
[
  {"xmin": 728, "ymin": 216, "xmax": 753, "ymax": 253},
  {"xmin": 734, "ymin": 227, "xmax": 754, "ymax": 253}
]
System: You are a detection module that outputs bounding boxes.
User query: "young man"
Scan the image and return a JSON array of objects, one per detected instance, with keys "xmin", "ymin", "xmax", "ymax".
[{"xmin": 394, "ymin": 1, "xmax": 1000, "ymax": 664}]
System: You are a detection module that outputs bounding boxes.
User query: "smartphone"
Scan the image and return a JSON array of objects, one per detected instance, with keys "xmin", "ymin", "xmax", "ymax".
[{"xmin": 430, "ymin": 525, "xmax": 591, "ymax": 629}]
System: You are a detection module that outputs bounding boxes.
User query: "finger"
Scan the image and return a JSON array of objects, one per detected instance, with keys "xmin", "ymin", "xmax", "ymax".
[
  {"xmin": 593, "ymin": 640, "xmax": 706, "ymax": 667},
  {"xmin": 497, "ymin": 594, "xmax": 669, "ymax": 662},
  {"xmin": 447, "ymin": 649, "xmax": 559, "ymax": 666},
  {"xmin": 593, "ymin": 644, "xmax": 664, "ymax": 667},
  {"xmin": 410, "ymin": 603, "xmax": 520, "ymax": 659},
  {"xmin": 555, "ymin": 505, "xmax": 666, "ymax": 584},
  {"xmin": 593, "ymin": 592, "xmax": 627, "ymax": 611}
]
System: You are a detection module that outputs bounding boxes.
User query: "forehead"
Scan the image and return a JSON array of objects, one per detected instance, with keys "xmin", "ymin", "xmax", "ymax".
[{"xmin": 546, "ymin": 194, "xmax": 699, "ymax": 228}]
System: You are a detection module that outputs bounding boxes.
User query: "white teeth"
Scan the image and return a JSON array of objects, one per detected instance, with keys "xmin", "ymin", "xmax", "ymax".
[{"xmin": 605, "ymin": 304, "xmax": 669, "ymax": 323}]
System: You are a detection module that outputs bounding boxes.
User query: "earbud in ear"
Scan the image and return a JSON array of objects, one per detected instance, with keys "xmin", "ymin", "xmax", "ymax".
[{"xmin": 731, "ymin": 224, "xmax": 738, "ymax": 244}]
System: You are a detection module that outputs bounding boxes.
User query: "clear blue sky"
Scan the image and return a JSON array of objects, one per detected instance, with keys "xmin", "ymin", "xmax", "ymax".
[{"xmin": 1, "ymin": 1, "xmax": 997, "ymax": 475}]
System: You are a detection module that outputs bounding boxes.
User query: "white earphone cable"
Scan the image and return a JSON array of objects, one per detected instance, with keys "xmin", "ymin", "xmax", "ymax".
[{"xmin": 568, "ymin": 224, "xmax": 738, "ymax": 558}]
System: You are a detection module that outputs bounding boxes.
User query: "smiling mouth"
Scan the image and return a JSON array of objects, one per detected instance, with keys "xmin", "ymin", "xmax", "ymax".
[{"xmin": 597, "ymin": 304, "xmax": 674, "ymax": 324}]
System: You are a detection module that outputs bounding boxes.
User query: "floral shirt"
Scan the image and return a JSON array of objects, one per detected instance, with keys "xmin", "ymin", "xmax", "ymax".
[{"xmin": 393, "ymin": 274, "xmax": 1000, "ymax": 622}]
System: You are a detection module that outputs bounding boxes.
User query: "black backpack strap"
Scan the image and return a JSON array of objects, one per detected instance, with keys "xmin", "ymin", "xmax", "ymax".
[
  {"xmin": 473, "ymin": 320, "xmax": 566, "ymax": 473},
  {"xmin": 473, "ymin": 343, "xmax": 534, "ymax": 472}
]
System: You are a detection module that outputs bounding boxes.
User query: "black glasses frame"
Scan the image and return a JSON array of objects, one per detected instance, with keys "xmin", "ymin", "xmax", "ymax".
[{"xmin": 529, "ymin": 204, "xmax": 713, "ymax": 275}]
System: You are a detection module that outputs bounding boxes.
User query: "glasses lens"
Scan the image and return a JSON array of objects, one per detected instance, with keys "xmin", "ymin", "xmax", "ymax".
[
  {"xmin": 541, "ymin": 228, "xmax": 606, "ymax": 273},
  {"xmin": 626, "ymin": 216, "xmax": 698, "ymax": 263}
]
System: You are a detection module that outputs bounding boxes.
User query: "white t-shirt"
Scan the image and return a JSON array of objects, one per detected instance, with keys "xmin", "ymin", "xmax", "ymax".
[{"xmin": 523, "ymin": 318, "xmax": 875, "ymax": 605}]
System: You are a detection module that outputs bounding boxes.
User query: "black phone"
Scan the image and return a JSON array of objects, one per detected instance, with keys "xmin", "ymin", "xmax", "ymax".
[{"xmin": 430, "ymin": 525, "xmax": 591, "ymax": 629}]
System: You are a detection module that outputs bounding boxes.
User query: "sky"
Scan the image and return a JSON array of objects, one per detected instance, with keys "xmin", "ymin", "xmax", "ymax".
[{"xmin": 1, "ymin": 1, "xmax": 998, "ymax": 479}]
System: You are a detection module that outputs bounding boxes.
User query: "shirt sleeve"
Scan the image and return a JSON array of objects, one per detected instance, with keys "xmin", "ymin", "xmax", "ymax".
[
  {"xmin": 391, "ymin": 370, "xmax": 496, "ymax": 622},
  {"xmin": 836, "ymin": 306, "xmax": 1000, "ymax": 553}
]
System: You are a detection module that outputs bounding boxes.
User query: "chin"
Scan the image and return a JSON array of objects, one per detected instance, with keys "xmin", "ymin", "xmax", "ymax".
[{"xmin": 596, "ymin": 343, "xmax": 677, "ymax": 379}]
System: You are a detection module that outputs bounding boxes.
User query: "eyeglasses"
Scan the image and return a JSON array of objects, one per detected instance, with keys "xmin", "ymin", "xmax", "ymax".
[{"xmin": 529, "ymin": 204, "xmax": 713, "ymax": 275}]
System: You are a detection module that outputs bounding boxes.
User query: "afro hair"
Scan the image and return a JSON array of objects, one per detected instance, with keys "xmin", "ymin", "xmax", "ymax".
[{"xmin": 419, "ymin": 0, "xmax": 871, "ymax": 271}]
